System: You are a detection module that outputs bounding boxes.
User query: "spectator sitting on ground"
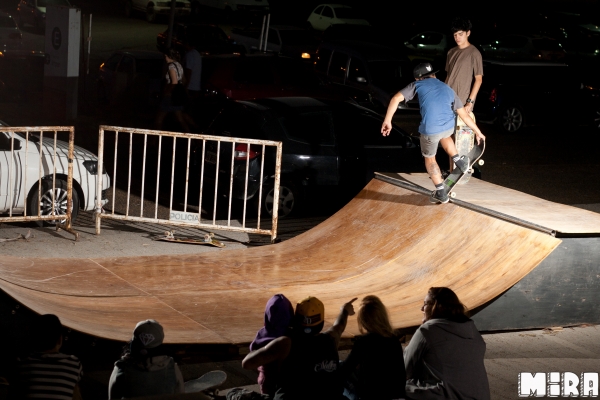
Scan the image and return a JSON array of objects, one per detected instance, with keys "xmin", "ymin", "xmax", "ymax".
[
  {"xmin": 404, "ymin": 287, "xmax": 490, "ymax": 399},
  {"xmin": 108, "ymin": 319, "xmax": 184, "ymax": 399},
  {"xmin": 16, "ymin": 314, "xmax": 83, "ymax": 400},
  {"xmin": 246, "ymin": 294, "xmax": 294, "ymax": 396},
  {"xmin": 340, "ymin": 295, "xmax": 406, "ymax": 400},
  {"xmin": 242, "ymin": 296, "xmax": 356, "ymax": 400}
]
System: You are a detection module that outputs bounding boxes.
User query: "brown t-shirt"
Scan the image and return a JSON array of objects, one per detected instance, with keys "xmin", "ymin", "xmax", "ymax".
[{"xmin": 445, "ymin": 45, "xmax": 483, "ymax": 104}]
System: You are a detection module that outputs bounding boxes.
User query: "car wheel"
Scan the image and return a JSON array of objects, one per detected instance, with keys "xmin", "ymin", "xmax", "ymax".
[
  {"xmin": 28, "ymin": 179, "xmax": 80, "ymax": 227},
  {"xmin": 260, "ymin": 179, "xmax": 301, "ymax": 218},
  {"xmin": 498, "ymin": 105, "xmax": 524, "ymax": 133},
  {"xmin": 146, "ymin": 5, "xmax": 157, "ymax": 23},
  {"xmin": 125, "ymin": 0, "xmax": 133, "ymax": 17}
]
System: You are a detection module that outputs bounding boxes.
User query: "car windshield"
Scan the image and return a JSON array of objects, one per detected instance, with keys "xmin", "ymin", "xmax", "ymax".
[
  {"xmin": 333, "ymin": 7, "xmax": 362, "ymax": 19},
  {"xmin": 0, "ymin": 14, "xmax": 16, "ymax": 28},
  {"xmin": 368, "ymin": 60, "xmax": 412, "ymax": 90},
  {"xmin": 278, "ymin": 30, "xmax": 318, "ymax": 45},
  {"xmin": 37, "ymin": 0, "xmax": 70, "ymax": 6}
]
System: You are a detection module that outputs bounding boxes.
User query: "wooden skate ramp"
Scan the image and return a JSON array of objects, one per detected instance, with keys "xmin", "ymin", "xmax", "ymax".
[{"xmin": 0, "ymin": 179, "xmax": 561, "ymax": 344}]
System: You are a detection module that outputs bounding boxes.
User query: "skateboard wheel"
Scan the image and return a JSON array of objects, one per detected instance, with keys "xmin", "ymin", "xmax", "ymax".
[
  {"xmin": 478, "ymin": 159, "xmax": 485, "ymax": 166},
  {"xmin": 450, "ymin": 192, "xmax": 456, "ymax": 198}
]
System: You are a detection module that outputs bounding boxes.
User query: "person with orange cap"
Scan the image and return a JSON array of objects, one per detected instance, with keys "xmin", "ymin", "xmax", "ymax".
[{"xmin": 242, "ymin": 296, "xmax": 356, "ymax": 400}]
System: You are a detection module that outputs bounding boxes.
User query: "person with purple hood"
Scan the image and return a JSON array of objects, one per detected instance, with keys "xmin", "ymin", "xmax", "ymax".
[{"xmin": 245, "ymin": 294, "xmax": 295, "ymax": 396}]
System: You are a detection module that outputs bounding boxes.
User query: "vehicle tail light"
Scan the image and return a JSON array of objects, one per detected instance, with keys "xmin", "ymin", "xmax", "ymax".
[
  {"xmin": 234, "ymin": 144, "xmax": 260, "ymax": 161},
  {"xmin": 489, "ymin": 88, "xmax": 497, "ymax": 104}
]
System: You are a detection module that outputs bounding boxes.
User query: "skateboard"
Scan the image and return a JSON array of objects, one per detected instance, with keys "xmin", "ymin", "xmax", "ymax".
[
  {"xmin": 454, "ymin": 112, "xmax": 478, "ymax": 184},
  {"xmin": 443, "ymin": 138, "xmax": 485, "ymax": 198},
  {"xmin": 153, "ymin": 231, "xmax": 225, "ymax": 248},
  {"xmin": 184, "ymin": 370, "xmax": 227, "ymax": 395}
]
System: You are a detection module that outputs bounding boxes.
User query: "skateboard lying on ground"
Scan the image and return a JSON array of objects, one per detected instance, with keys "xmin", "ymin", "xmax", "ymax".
[
  {"xmin": 443, "ymin": 137, "xmax": 485, "ymax": 198},
  {"xmin": 454, "ymin": 112, "xmax": 479, "ymax": 185},
  {"xmin": 153, "ymin": 231, "xmax": 225, "ymax": 248},
  {"xmin": 184, "ymin": 370, "xmax": 227, "ymax": 396}
]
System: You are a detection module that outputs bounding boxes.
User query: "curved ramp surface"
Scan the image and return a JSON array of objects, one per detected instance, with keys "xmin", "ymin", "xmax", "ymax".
[{"xmin": 0, "ymin": 179, "xmax": 560, "ymax": 344}]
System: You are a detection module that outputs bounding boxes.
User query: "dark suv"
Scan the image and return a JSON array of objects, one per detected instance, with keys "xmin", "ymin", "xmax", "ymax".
[
  {"xmin": 475, "ymin": 61, "xmax": 600, "ymax": 132},
  {"xmin": 196, "ymin": 97, "xmax": 424, "ymax": 217}
]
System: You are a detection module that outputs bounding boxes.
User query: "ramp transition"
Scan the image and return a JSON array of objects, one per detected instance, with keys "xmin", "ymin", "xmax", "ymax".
[{"xmin": 0, "ymin": 179, "xmax": 561, "ymax": 344}]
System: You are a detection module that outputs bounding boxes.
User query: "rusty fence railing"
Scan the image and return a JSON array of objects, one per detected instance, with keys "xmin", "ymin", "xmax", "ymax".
[
  {"xmin": 0, "ymin": 126, "xmax": 79, "ymax": 240},
  {"xmin": 95, "ymin": 126, "xmax": 283, "ymax": 242}
]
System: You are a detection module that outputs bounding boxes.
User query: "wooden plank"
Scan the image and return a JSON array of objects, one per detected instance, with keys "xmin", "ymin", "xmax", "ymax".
[{"xmin": 0, "ymin": 179, "xmax": 560, "ymax": 344}]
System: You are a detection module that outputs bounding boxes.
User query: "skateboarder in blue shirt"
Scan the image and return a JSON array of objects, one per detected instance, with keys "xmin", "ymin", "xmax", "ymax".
[{"xmin": 381, "ymin": 63, "xmax": 486, "ymax": 203}]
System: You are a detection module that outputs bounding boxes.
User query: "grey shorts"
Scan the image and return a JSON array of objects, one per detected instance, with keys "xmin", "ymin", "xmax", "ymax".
[{"xmin": 420, "ymin": 128, "xmax": 454, "ymax": 158}]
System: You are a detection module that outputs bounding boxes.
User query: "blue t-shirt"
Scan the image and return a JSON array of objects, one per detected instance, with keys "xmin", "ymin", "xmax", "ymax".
[{"xmin": 400, "ymin": 78, "xmax": 463, "ymax": 136}]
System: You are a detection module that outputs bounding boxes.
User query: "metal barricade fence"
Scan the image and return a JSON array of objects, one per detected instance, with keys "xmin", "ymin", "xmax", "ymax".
[
  {"xmin": 0, "ymin": 126, "xmax": 78, "ymax": 239},
  {"xmin": 95, "ymin": 126, "xmax": 283, "ymax": 242}
]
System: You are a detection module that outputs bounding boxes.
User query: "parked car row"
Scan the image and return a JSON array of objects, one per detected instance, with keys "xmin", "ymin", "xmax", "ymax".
[{"xmin": 474, "ymin": 61, "xmax": 600, "ymax": 133}]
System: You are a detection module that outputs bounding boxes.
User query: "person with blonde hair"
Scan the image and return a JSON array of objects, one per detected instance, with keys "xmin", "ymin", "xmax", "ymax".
[
  {"xmin": 340, "ymin": 295, "xmax": 406, "ymax": 400},
  {"xmin": 404, "ymin": 287, "xmax": 490, "ymax": 399}
]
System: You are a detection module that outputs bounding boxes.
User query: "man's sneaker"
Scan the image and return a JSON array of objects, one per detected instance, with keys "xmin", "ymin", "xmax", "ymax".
[
  {"xmin": 454, "ymin": 155, "xmax": 470, "ymax": 174},
  {"xmin": 430, "ymin": 188, "xmax": 449, "ymax": 204}
]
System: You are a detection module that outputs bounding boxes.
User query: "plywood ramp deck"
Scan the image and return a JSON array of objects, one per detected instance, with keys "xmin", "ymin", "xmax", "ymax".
[
  {"xmin": 377, "ymin": 172, "xmax": 600, "ymax": 235},
  {"xmin": 0, "ymin": 179, "xmax": 561, "ymax": 344}
]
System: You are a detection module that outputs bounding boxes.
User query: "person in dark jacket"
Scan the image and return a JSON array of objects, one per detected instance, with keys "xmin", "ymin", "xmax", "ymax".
[
  {"xmin": 340, "ymin": 295, "xmax": 406, "ymax": 400},
  {"xmin": 404, "ymin": 287, "xmax": 490, "ymax": 400},
  {"xmin": 108, "ymin": 319, "xmax": 184, "ymax": 399}
]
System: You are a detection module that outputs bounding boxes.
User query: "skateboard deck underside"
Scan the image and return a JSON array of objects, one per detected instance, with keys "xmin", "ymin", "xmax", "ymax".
[
  {"xmin": 153, "ymin": 236, "xmax": 225, "ymax": 248},
  {"xmin": 184, "ymin": 370, "xmax": 227, "ymax": 393},
  {"xmin": 455, "ymin": 112, "xmax": 476, "ymax": 184}
]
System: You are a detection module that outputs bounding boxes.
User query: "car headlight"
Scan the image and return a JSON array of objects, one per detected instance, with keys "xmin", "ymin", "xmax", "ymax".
[{"xmin": 82, "ymin": 160, "xmax": 106, "ymax": 175}]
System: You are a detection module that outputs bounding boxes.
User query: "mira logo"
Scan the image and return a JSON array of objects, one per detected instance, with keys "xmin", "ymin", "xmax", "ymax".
[{"xmin": 519, "ymin": 372, "xmax": 599, "ymax": 397}]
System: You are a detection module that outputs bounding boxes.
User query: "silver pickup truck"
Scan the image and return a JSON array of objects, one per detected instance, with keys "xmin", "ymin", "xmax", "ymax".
[{"xmin": 229, "ymin": 25, "xmax": 318, "ymax": 62}]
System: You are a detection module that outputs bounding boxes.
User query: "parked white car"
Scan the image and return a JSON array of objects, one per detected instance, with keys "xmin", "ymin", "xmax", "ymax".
[
  {"xmin": 307, "ymin": 4, "xmax": 369, "ymax": 31},
  {"xmin": 125, "ymin": 0, "xmax": 191, "ymax": 23},
  {"xmin": 0, "ymin": 124, "xmax": 110, "ymax": 225}
]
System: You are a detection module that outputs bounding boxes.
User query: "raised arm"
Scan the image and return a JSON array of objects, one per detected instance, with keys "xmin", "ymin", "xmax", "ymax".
[{"xmin": 325, "ymin": 298, "xmax": 357, "ymax": 347}]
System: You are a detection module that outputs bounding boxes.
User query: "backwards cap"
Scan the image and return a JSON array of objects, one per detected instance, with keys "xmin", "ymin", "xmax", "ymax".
[
  {"xmin": 132, "ymin": 319, "xmax": 164, "ymax": 349},
  {"xmin": 295, "ymin": 296, "xmax": 324, "ymax": 327}
]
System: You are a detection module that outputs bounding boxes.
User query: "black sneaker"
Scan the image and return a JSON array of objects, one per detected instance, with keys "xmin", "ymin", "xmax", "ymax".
[
  {"xmin": 430, "ymin": 188, "xmax": 449, "ymax": 204},
  {"xmin": 454, "ymin": 155, "xmax": 470, "ymax": 174}
]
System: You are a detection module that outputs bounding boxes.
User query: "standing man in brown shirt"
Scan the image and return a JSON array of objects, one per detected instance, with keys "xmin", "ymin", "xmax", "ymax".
[{"xmin": 445, "ymin": 18, "xmax": 483, "ymax": 112}]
